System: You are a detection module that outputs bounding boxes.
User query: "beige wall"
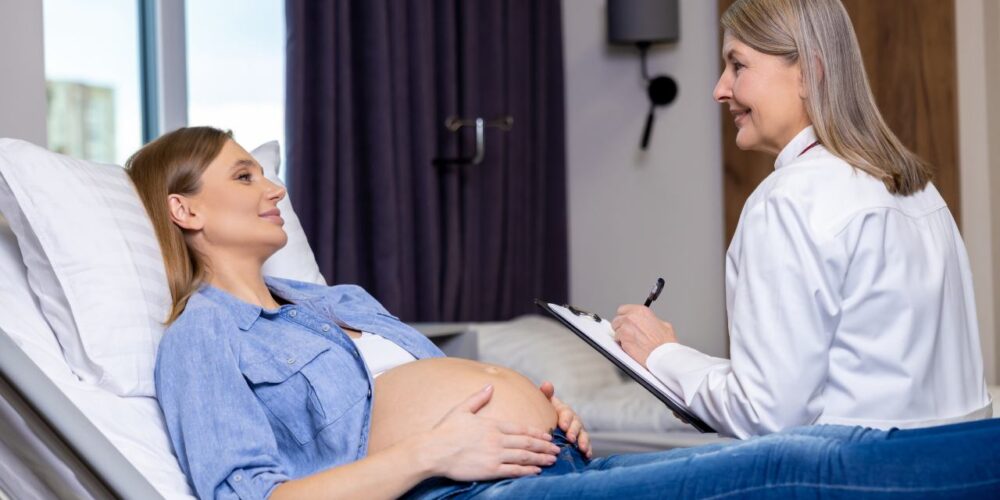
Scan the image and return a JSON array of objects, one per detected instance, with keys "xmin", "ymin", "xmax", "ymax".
[
  {"xmin": 562, "ymin": 0, "xmax": 728, "ymax": 357},
  {"xmin": 989, "ymin": 0, "xmax": 1000, "ymax": 386},
  {"xmin": 957, "ymin": 0, "xmax": 1000, "ymax": 385},
  {"xmin": 0, "ymin": 1, "xmax": 47, "ymax": 144}
]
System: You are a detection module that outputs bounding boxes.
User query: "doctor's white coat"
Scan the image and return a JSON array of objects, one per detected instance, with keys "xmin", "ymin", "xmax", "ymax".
[{"xmin": 647, "ymin": 127, "xmax": 993, "ymax": 439}]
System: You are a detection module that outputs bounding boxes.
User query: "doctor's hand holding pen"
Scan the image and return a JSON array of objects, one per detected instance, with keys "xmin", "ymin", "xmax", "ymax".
[{"xmin": 612, "ymin": 278, "xmax": 678, "ymax": 367}]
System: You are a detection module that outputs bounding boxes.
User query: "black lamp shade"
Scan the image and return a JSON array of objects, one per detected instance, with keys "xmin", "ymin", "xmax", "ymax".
[{"xmin": 608, "ymin": 0, "xmax": 680, "ymax": 45}]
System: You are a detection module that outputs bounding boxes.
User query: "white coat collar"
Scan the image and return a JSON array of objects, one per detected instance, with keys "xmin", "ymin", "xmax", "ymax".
[{"xmin": 774, "ymin": 126, "xmax": 819, "ymax": 170}]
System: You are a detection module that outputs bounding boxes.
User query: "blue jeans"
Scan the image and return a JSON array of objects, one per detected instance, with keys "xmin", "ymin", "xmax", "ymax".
[{"xmin": 404, "ymin": 419, "xmax": 1000, "ymax": 498}]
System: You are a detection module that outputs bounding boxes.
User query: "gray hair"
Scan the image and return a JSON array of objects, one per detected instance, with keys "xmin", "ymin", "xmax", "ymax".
[{"xmin": 722, "ymin": 0, "xmax": 932, "ymax": 195}]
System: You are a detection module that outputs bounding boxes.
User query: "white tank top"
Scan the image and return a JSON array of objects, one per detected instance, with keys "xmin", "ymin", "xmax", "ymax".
[{"xmin": 351, "ymin": 332, "xmax": 417, "ymax": 377}]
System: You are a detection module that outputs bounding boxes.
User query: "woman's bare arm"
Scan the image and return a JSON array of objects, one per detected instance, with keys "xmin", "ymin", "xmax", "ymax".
[{"xmin": 268, "ymin": 433, "xmax": 432, "ymax": 500}]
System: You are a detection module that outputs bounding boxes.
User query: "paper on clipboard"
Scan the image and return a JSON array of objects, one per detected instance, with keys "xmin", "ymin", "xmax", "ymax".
[
  {"xmin": 546, "ymin": 303, "xmax": 680, "ymax": 396},
  {"xmin": 536, "ymin": 300, "xmax": 716, "ymax": 433}
]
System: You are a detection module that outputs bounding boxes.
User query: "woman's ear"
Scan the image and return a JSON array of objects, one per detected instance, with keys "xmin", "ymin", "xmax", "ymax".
[{"xmin": 167, "ymin": 194, "xmax": 204, "ymax": 231}]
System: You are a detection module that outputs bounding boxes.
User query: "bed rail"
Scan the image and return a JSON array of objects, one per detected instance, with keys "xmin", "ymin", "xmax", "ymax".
[{"xmin": 0, "ymin": 329, "xmax": 162, "ymax": 499}]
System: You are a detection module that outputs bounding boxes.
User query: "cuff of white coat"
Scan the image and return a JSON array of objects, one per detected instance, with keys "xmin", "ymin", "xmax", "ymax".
[{"xmin": 646, "ymin": 342, "xmax": 729, "ymax": 401}]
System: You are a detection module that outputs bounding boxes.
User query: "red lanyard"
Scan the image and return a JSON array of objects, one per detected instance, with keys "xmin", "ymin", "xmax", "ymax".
[{"xmin": 798, "ymin": 140, "xmax": 820, "ymax": 157}]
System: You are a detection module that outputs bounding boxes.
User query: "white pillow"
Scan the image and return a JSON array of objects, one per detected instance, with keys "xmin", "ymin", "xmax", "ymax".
[
  {"xmin": 0, "ymin": 142, "xmax": 162, "ymax": 396},
  {"xmin": 0, "ymin": 138, "xmax": 324, "ymax": 397},
  {"xmin": 0, "ymin": 212, "xmax": 72, "ymax": 382}
]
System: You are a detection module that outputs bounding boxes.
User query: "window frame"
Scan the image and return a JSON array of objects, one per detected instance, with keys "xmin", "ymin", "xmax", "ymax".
[{"xmin": 138, "ymin": 0, "xmax": 188, "ymax": 142}]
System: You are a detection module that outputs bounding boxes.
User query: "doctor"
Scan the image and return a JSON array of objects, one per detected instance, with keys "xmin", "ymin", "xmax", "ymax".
[{"xmin": 613, "ymin": 0, "xmax": 992, "ymax": 439}]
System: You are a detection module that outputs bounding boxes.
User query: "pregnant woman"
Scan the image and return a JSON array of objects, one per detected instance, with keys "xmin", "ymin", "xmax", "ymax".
[
  {"xmin": 132, "ymin": 127, "xmax": 1000, "ymax": 499},
  {"xmin": 131, "ymin": 125, "xmax": 579, "ymax": 498}
]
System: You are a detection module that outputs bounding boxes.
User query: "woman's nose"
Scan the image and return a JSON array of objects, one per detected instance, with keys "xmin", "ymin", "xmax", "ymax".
[
  {"xmin": 264, "ymin": 178, "xmax": 286, "ymax": 202},
  {"xmin": 713, "ymin": 72, "xmax": 732, "ymax": 103}
]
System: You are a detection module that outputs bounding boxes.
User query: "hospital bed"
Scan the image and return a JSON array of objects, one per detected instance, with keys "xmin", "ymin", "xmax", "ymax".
[{"xmin": 0, "ymin": 139, "xmax": 716, "ymax": 498}]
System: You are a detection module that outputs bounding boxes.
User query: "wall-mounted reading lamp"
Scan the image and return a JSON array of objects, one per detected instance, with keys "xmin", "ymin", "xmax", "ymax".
[{"xmin": 608, "ymin": 0, "xmax": 680, "ymax": 150}]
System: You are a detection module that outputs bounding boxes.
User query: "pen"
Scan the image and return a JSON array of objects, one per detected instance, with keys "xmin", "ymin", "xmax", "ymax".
[{"xmin": 644, "ymin": 277, "xmax": 665, "ymax": 307}]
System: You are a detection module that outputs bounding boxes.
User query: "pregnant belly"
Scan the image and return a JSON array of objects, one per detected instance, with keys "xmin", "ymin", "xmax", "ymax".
[{"xmin": 366, "ymin": 358, "xmax": 557, "ymax": 455}]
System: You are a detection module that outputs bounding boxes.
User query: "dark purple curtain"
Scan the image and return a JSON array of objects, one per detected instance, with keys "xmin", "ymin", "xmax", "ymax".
[{"xmin": 285, "ymin": 0, "xmax": 568, "ymax": 322}]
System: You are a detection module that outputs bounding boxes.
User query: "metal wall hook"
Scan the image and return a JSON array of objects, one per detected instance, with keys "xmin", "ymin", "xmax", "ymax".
[
  {"xmin": 445, "ymin": 115, "xmax": 513, "ymax": 132},
  {"xmin": 433, "ymin": 115, "xmax": 513, "ymax": 166}
]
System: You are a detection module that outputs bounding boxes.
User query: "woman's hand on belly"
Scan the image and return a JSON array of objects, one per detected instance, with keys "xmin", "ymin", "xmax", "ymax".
[
  {"xmin": 412, "ymin": 384, "xmax": 561, "ymax": 481},
  {"xmin": 540, "ymin": 381, "xmax": 592, "ymax": 459},
  {"xmin": 367, "ymin": 358, "xmax": 558, "ymax": 454}
]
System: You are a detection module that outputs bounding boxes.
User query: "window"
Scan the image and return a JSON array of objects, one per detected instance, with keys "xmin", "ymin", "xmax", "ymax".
[
  {"xmin": 43, "ymin": 0, "xmax": 144, "ymax": 165},
  {"xmin": 42, "ymin": 1, "xmax": 286, "ymax": 174},
  {"xmin": 185, "ymin": 1, "xmax": 286, "ymax": 180}
]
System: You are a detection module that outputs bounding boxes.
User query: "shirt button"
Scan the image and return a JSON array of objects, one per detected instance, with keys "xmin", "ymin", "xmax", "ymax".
[
  {"xmin": 322, "ymin": 324, "xmax": 331, "ymax": 332},
  {"xmin": 289, "ymin": 310, "xmax": 297, "ymax": 318},
  {"xmin": 233, "ymin": 474, "xmax": 242, "ymax": 482},
  {"xmin": 286, "ymin": 358, "xmax": 296, "ymax": 365},
  {"xmin": 367, "ymin": 387, "xmax": 372, "ymax": 398}
]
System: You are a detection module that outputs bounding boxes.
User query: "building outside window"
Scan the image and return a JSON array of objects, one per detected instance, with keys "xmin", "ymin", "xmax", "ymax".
[{"xmin": 43, "ymin": 0, "xmax": 143, "ymax": 165}]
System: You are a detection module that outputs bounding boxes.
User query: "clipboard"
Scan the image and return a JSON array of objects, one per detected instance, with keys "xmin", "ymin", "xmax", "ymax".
[{"xmin": 535, "ymin": 299, "xmax": 716, "ymax": 433}]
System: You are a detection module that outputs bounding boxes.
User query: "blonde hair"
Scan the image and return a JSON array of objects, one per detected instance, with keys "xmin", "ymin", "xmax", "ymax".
[
  {"xmin": 126, "ymin": 127, "xmax": 232, "ymax": 325},
  {"xmin": 721, "ymin": 0, "xmax": 932, "ymax": 195}
]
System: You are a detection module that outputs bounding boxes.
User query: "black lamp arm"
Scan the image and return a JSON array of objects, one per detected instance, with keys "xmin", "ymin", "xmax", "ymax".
[{"xmin": 636, "ymin": 41, "xmax": 652, "ymax": 81}]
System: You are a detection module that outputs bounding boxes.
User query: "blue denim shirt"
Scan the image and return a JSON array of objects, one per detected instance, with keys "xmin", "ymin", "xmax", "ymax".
[{"xmin": 154, "ymin": 276, "xmax": 445, "ymax": 500}]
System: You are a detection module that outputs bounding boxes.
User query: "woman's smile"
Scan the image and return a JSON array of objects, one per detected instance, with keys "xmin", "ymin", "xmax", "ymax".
[
  {"xmin": 731, "ymin": 107, "xmax": 751, "ymax": 127},
  {"xmin": 260, "ymin": 207, "xmax": 284, "ymax": 226}
]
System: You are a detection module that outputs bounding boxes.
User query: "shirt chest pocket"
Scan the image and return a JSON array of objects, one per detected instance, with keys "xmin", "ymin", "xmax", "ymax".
[{"xmin": 241, "ymin": 343, "xmax": 368, "ymax": 446}]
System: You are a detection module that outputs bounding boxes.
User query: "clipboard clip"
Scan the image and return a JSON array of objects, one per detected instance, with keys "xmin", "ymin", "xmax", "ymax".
[{"xmin": 564, "ymin": 304, "xmax": 602, "ymax": 323}]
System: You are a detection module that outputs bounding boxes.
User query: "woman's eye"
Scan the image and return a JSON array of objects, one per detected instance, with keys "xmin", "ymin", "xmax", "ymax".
[
  {"xmin": 733, "ymin": 62, "xmax": 745, "ymax": 72},
  {"xmin": 236, "ymin": 172, "xmax": 252, "ymax": 182}
]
